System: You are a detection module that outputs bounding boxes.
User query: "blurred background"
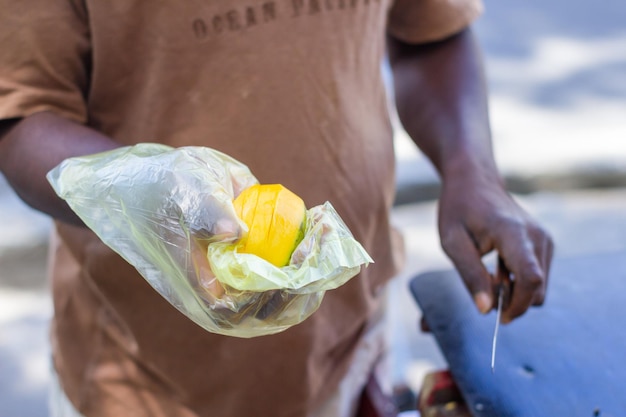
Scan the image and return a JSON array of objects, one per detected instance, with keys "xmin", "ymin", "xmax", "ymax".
[{"xmin": 1, "ymin": 0, "xmax": 625, "ymax": 415}]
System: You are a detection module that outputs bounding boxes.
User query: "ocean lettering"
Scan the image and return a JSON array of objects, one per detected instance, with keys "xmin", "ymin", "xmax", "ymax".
[{"xmin": 192, "ymin": 2, "xmax": 277, "ymax": 40}]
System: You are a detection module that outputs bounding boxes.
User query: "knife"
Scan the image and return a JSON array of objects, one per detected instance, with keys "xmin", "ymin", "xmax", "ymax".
[{"xmin": 491, "ymin": 284, "xmax": 504, "ymax": 373}]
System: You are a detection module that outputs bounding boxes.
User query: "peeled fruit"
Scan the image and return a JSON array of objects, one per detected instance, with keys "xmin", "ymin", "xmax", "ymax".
[{"xmin": 233, "ymin": 184, "xmax": 306, "ymax": 267}]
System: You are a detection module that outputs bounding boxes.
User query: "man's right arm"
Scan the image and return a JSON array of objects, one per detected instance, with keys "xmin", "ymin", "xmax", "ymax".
[{"xmin": 0, "ymin": 111, "xmax": 120, "ymax": 226}]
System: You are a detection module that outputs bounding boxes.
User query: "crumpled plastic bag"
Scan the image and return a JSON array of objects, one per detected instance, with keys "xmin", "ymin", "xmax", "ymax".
[{"xmin": 47, "ymin": 143, "xmax": 372, "ymax": 337}]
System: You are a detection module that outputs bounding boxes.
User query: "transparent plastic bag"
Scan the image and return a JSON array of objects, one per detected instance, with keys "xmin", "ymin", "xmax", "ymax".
[{"xmin": 47, "ymin": 143, "xmax": 372, "ymax": 337}]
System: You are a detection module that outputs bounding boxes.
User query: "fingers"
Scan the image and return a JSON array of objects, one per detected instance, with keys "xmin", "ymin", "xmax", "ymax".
[
  {"xmin": 190, "ymin": 239, "xmax": 225, "ymax": 301},
  {"xmin": 532, "ymin": 228, "xmax": 554, "ymax": 306},
  {"xmin": 440, "ymin": 225, "xmax": 493, "ymax": 314},
  {"xmin": 441, "ymin": 219, "xmax": 553, "ymax": 322},
  {"xmin": 497, "ymin": 223, "xmax": 552, "ymax": 323}
]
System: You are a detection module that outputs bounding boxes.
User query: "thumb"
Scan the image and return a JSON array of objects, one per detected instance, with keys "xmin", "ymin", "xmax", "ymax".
[{"xmin": 189, "ymin": 191, "xmax": 245, "ymax": 243}]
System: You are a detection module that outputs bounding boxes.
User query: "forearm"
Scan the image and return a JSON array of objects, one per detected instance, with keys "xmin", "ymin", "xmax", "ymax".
[
  {"xmin": 0, "ymin": 111, "xmax": 120, "ymax": 225},
  {"xmin": 389, "ymin": 28, "xmax": 553, "ymax": 320},
  {"xmin": 388, "ymin": 28, "xmax": 498, "ymax": 183}
]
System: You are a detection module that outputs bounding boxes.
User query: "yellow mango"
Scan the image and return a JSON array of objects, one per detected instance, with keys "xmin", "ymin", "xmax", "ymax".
[{"xmin": 233, "ymin": 184, "xmax": 306, "ymax": 267}]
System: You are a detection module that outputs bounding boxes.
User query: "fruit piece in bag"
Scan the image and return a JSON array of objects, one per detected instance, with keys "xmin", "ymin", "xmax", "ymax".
[{"xmin": 233, "ymin": 184, "xmax": 306, "ymax": 267}]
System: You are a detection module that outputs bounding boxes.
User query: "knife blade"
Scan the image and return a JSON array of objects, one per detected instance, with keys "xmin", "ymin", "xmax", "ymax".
[{"xmin": 491, "ymin": 284, "xmax": 504, "ymax": 373}]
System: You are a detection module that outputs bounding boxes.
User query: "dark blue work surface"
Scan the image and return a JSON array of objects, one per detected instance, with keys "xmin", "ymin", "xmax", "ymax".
[{"xmin": 410, "ymin": 250, "xmax": 626, "ymax": 417}]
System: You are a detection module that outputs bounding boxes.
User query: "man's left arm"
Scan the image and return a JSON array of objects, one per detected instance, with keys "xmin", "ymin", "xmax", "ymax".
[{"xmin": 388, "ymin": 28, "xmax": 554, "ymax": 323}]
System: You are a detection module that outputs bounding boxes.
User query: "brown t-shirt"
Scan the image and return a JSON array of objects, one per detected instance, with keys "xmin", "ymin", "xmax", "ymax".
[{"xmin": 1, "ymin": 1, "xmax": 482, "ymax": 416}]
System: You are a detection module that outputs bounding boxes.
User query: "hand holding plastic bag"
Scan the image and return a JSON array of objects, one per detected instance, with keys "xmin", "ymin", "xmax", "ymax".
[{"xmin": 47, "ymin": 144, "xmax": 372, "ymax": 337}]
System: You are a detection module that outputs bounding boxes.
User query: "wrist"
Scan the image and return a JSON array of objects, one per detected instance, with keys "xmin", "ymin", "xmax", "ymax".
[{"xmin": 439, "ymin": 146, "xmax": 503, "ymax": 188}]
